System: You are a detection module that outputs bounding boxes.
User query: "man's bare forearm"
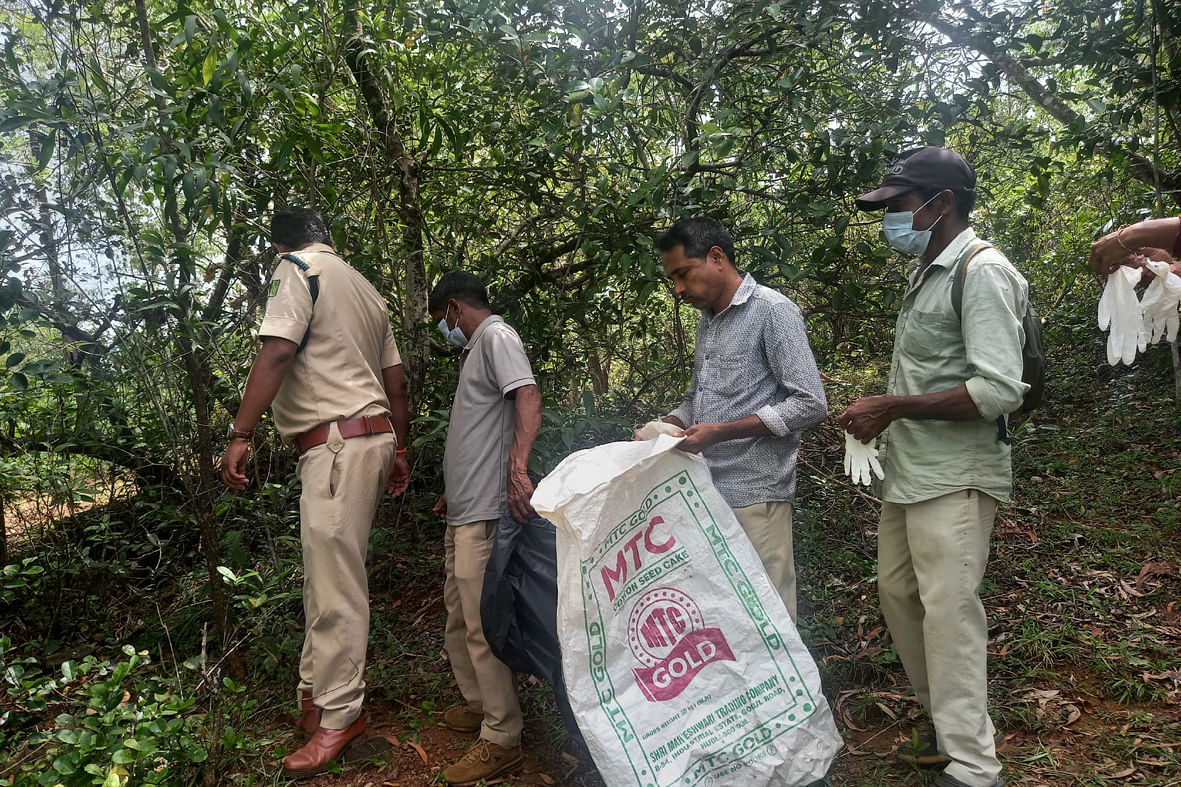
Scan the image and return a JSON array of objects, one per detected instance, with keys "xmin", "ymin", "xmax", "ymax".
[
  {"xmin": 509, "ymin": 384, "xmax": 541, "ymax": 472},
  {"xmin": 886, "ymin": 385, "xmax": 981, "ymax": 422},
  {"xmin": 382, "ymin": 364, "xmax": 410, "ymax": 449}
]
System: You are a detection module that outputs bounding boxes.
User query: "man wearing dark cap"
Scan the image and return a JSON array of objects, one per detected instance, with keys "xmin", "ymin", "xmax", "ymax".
[{"xmin": 838, "ymin": 147, "xmax": 1028, "ymax": 787}]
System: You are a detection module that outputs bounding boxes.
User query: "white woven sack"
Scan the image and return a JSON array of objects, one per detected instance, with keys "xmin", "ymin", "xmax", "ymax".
[{"xmin": 532, "ymin": 435, "xmax": 842, "ymax": 787}]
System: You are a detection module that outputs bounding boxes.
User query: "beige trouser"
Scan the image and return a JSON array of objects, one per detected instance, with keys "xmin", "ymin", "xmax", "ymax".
[
  {"xmin": 879, "ymin": 490, "xmax": 1002, "ymax": 786},
  {"xmin": 732, "ymin": 501, "xmax": 796, "ymax": 621},
  {"xmin": 296, "ymin": 425, "xmax": 395, "ymax": 729},
  {"xmin": 444, "ymin": 520, "xmax": 522, "ymax": 746}
]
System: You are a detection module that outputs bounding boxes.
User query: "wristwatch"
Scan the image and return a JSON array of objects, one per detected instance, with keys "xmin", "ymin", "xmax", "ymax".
[{"xmin": 227, "ymin": 423, "xmax": 254, "ymax": 440}]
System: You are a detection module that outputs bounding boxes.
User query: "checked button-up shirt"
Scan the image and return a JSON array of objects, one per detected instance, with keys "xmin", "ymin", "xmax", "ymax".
[{"xmin": 669, "ymin": 274, "xmax": 827, "ymax": 508}]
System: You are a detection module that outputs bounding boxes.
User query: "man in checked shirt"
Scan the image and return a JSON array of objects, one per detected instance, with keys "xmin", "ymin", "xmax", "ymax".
[{"xmin": 652, "ymin": 217, "xmax": 827, "ymax": 621}]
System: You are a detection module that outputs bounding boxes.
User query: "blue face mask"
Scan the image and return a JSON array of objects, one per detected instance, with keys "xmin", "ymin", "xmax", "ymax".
[
  {"xmin": 882, "ymin": 193, "xmax": 943, "ymax": 255},
  {"xmin": 437, "ymin": 303, "xmax": 468, "ymax": 347}
]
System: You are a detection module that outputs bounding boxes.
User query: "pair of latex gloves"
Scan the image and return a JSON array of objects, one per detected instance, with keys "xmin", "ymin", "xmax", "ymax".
[
  {"xmin": 843, "ymin": 431, "xmax": 884, "ymax": 486},
  {"xmin": 1099, "ymin": 261, "xmax": 1181, "ymax": 365},
  {"xmin": 638, "ymin": 420, "xmax": 884, "ymax": 487}
]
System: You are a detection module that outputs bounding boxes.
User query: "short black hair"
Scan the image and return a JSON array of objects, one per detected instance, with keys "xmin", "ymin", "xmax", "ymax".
[
  {"xmin": 271, "ymin": 208, "xmax": 332, "ymax": 248},
  {"xmin": 918, "ymin": 187, "xmax": 976, "ymax": 220},
  {"xmin": 429, "ymin": 271, "xmax": 489, "ymax": 313},
  {"xmin": 656, "ymin": 217, "xmax": 736, "ymax": 266}
]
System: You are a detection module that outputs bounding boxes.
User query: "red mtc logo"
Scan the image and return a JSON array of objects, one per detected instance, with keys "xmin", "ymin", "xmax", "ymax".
[
  {"xmin": 600, "ymin": 516, "xmax": 677, "ymax": 602},
  {"xmin": 627, "ymin": 587, "xmax": 735, "ymax": 702}
]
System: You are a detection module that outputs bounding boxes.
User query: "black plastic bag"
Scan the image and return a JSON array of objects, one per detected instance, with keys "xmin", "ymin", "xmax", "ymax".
[{"xmin": 481, "ymin": 508, "xmax": 586, "ymax": 754}]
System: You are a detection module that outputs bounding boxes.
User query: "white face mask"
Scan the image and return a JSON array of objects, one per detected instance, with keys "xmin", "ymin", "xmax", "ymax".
[
  {"xmin": 437, "ymin": 303, "xmax": 468, "ymax": 347},
  {"xmin": 882, "ymin": 193, "xmax": 943, "ymax": 255}
]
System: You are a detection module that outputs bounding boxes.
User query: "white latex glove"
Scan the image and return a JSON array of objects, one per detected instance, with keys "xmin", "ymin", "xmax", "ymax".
[
  {"xmin": 843, "ymin": 431, "xmax": 884, "ymax": 486},
  {"xmin": 636, "ymin": 419, "xmax": 683, "ymax": 440},
  {"xmin": 1098, "ymin": 265, "xmax": 1146, "ymax": 366},
  {"xmin": 1140, "ymin": 260, "xmax": 1181, "ymax": 344}
]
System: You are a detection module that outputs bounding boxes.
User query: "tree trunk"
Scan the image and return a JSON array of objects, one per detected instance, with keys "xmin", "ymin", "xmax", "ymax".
[
  {"xmin": 133, "ymin": 0, "xmax": 240, "ymax": 676},
  {"xmin": 27, "ymin": 131, "xmax": 63, "ymax": 295},
  {"xmin": 340, "ymin": 0, "xmax": 430, "ymax": 411}
]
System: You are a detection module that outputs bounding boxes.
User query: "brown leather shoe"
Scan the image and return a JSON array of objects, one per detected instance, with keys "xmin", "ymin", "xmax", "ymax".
[
  {"xmin": 443, "ymin": 739, "xmax": 523, "ymax": 786},
  {"xmin": 294, "ymin": 690, "xmax": 321, "ymax": 741},
  {"xmin": 282, "ymin": 716, "xmax": 366, "ymax": 778},
  {"xmin": 442, "ymin": 705, "xmax": 483, "ymax": 734}
]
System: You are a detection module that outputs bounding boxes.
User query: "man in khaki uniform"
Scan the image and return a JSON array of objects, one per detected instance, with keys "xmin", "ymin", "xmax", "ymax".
[
  {"xmin": 221, "ymin": 207, "xmax": 410, "ymax": 778},
  {"xmin": 428, "ymin": 271, "xmax": 540, "ymax": 787}
]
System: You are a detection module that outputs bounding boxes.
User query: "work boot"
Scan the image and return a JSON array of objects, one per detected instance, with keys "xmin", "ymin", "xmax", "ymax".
[
  {"xmin": 294, "ymin": 690, "xmax": 321, "ymax": 741},
  {"xmin": 443, "ymin": 738, "xmax": 523, "ymax": 786},
  {"xmin": 442, "ymin": 705, "xmax": 483, "ymax": 734},
  {"xmin": 895, "ymin": 726, "xmax": 948, "ymax": 766},
  {"xmin": 282, "ymin": 716, "xmax": 366, "ymax": 778}
]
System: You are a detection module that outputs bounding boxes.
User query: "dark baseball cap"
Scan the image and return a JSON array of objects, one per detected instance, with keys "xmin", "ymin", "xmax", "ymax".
[{"xmin": 855, "ymin": 147, "xmax": 977, "ymax": 210}]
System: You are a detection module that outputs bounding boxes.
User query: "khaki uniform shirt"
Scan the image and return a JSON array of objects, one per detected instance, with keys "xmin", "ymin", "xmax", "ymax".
[
  {"xmin": 258, "ymin": 243, "xmax": 401, "ymax": 440},
  {"xmin": 443, "ymin": 316, "xmax": 535, "ymax": 526},
  {"xmin": 881, "ymin": 228, "xmax": 1029, "ymax": 504}
]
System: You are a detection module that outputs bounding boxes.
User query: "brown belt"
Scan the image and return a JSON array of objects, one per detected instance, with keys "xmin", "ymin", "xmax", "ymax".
[{"xmin": 295, "ymin": 415, "xmax": 393, "ymax": 454}]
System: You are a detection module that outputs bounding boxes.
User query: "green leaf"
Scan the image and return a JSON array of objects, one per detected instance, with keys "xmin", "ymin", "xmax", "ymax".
[
  {"xmin": 203, "ymin": 49, "xmax": 218, "ymax": 85},
  {"xmin": 144, "ymin": 66, "xmax": 174, "ymax": 96},
  {"xmin": 6, "ymin": 352, "xmax": 25, "ymax": 367},
  {"xmin": 35, "ymin": 130, "xmax": 56, "ymax": 171},
  {"xmin": 0, "ymin": 115, "xmax": 31, "ymax": 133},
  {"xmin": 102, "ymin": 769, "xmax": 128, "ymax": 787}
]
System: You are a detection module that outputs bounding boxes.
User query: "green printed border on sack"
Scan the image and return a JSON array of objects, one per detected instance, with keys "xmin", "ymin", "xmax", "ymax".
[{"xmin": 577, "ymin": 470, "xmax": 822, "ymax": 787}]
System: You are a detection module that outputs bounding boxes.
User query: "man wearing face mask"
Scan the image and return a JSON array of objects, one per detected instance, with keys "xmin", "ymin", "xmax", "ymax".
[
  {"xmin": 838, "ymin": 148, "xmax": 1027, "ymax": 787},
  {"xmin": 427, "ymin": 271, "xmax": 540, "ymax": 786}
]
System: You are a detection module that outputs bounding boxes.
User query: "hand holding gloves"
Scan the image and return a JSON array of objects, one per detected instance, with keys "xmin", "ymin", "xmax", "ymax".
[{"xmin": 843, "ymin": 431, "xmax": 884, "ymax": 486}]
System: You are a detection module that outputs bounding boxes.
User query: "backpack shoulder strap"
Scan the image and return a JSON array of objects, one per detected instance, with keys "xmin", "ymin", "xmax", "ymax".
[
  {"xmin": 951, "ymin": 242, "xmax": 994, "ymax": 320},
  {"xmin": 279, "ymin": 253, "xmax": 320, "ymax": 352}
]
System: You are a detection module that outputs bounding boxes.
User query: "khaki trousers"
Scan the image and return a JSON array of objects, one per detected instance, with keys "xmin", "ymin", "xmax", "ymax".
[
  {"xmin": 732, "ymin": 501, "xmax": 796, "ymax": 621},
  {"xmin": 444, "ymin": 520, "xmax": 522, "ymax": 746},
  {"xmin": 296, "ymin": 425, "xmax": 395, "ymax": 729},
  {"xmin": 879, "ymin": 490, "xmax": 1002, "ymax": 786}
]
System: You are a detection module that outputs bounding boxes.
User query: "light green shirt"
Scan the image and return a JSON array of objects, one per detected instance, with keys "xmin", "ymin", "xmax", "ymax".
[{"xmin": 880, "ymin": 228, "xmax": 1029, "ymax": 504}]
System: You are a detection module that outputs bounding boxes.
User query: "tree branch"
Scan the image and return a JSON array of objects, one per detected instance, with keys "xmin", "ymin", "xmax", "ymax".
[{"xmin": 928, "ymin": 14, "xmax": 1181, "ymax": 205}]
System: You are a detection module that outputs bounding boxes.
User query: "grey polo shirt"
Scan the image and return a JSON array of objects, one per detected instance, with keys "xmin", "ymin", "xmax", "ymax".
[{"xmin": 442, "ymin": 315, "xmax": 536, "ymax": 526}]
